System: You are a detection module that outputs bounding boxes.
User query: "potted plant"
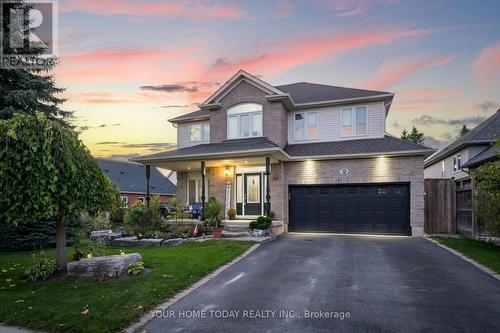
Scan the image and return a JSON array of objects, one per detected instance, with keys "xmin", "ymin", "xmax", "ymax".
[
  {"xmin": 205, "ymin": 197, "xmax": 224, "ymax": 238},
  {"xmin": 227, "ymin": 208, "xmax": 237, "ymax": 220},
  {"xmin": 249, "ymin": 216, "xmax": 272, "ymax": 237}
]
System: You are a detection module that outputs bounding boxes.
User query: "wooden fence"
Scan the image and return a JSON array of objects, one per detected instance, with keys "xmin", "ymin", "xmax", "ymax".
[{"xmin": 424, "ymin": 179, "xmax": 456, "ymax": 234}]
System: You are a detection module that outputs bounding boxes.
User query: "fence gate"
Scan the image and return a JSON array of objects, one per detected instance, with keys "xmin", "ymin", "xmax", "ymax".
[
  {"xmin": 424, "ymin": 179, "xmax": 456, "ymax": 234},
  {"xmin": 455, "ymin": 178, "xmax": 473, "ymax": 236}
]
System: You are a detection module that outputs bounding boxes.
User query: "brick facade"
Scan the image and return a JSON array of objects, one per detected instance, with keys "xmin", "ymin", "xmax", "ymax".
[{"xmin": 209, "ymin": 80, "xmax": 288, "ymax": 148}]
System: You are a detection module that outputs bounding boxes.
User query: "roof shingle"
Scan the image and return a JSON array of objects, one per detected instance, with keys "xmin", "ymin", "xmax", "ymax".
[
  {"xmin": 275, "ymin": 82, "xmax": 392, "ymax": 104},
  {"xmin": 425, "ymin": 111, "xmax": 500, "ymax": 167},
  {"xmin": 97, "ymin": 158, "xmax": 176, "ymax": 195},
  {"xmin": 133, "ymin": 137, "xmax": 280, "ymax": 161},
  {"xmin": 284, "ymin": 135, "xmax": 434, "ymax": 157}
]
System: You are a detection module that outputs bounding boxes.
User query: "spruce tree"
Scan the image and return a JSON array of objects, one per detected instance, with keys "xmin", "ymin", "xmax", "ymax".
[
  {"xmin": 0, "ymin": 0, "xmax": 69, "ymax": 120},
  {"xmin": 401, "ymin": 126, "xmax": 425, "ymax": 144}
]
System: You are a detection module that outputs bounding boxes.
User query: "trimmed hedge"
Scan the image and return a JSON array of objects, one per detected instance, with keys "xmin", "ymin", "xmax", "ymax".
[{"xmin": 0, "ymin": 219, "xmax": 82, "ymax": 251}]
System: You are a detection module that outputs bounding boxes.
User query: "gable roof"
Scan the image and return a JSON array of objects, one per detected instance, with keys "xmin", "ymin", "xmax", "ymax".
[
  {"xmin": 285, "ymin": 135, "xmax": 434, "ymax": 158},
  {"xmin": 132, "ymin": 137, "xmax": 281, "ymax": 162},
  {"xmin": 169, "ymin": 71, "xmax": 395, "ymax": 123},
  {"xmin": 275, "ymin": 82, "xmax": 393, "ymax": 105},
  {"xmin": 424, "ymin": 110, "xmax": 500, "ymax": 167},
  {"xmin": 461, "ymin": 144, "xmax": 499, "ymax": 168},
  {"xmin": 97, "ymin": 158, "xmax": 176, "ymax": 195},
  {"xmin": 201, "ymin": 70, "xmax": 285, "ymax": 107}
]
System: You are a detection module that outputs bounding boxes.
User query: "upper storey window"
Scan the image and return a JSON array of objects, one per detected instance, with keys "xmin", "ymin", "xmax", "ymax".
[
  {"xmin": 294, "ymin": 112, "xmax": 318, "ymax": 140},
  {"xmin": 227, "ymin": 103, "xmax": 263, "ymax": 140},
  {"xmin": 190, "ymin": 122, "xmax": 210, "ymax": 142},
  {"xmin": 341, "ymin": 106, "xmax": 367, "ymax": 137}
]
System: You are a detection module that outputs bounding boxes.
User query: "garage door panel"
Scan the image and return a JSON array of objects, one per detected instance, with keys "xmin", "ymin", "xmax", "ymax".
[{"xmin": 289, "ymin": 184, "xmax": 410, "ymax": 236}]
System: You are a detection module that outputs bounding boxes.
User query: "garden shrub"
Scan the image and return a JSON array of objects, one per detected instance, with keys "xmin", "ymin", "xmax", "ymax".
[
  {"xmin": 249, "ymin": 216, "xmax": 272, "ymax": 230},
  {"xmin": 0, "ymin": 219, "xmax": 81, "ymax": 251},
  {"xmin": 169, "ymin": 197, "xmax": 179, "ymax": 212},
  {"xmin": 79, "ymin": 212, "xmax": 111, "ymax": 237},
  {"xmin": 124, "ymin": 206, "xmax": 161, "ymax": 237},
  {"xmin": 474, "ymin": 158, "xmax": 500, "ymax": 235},
  {"xmin": 73, "ymin": 241, "xmax": 106, "ymax": 260},
  {"xmin": 25, "ymin": 251, "xmax": 56, "ymax": 281},
  {"xmin": 110, "ymin": 207, "xmax": 125, "ymax": 226},
  {"xmin": 127, "ymin": 261, "xmax": 144, "ymax": 275}
]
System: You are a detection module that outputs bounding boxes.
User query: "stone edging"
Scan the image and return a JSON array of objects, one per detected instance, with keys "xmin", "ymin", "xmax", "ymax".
[
  {"xmin": 424, "ymin": 236, "xmax": 500, "ymax": 281},
  {"xmin": 125, "ymin": 243, "xmax": 262, "ymax": 333}
]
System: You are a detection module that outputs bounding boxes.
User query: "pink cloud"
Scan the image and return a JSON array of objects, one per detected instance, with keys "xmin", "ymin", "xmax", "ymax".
[
  {"xmin": 60, "ymin": 0, "xmax": 247, "ymax": 20},
  {"xmin": 205, "ymin": 28, "xmax": 435, "ymax": 81},
  {"xmin": 314, "ymin": 0, "xmax": 400, "ymax": 17},
  {"xmin": 274, "ymin": 0, "xmax": 295, "ymax": 18},
  {"xmin": 473, "ymin": 41, "xmax": 500, "ymax": 89},
  {"xmin": 55, "ymin": 46, "xmax": 202, "ymax": 85},
  {"xmin": 360, "ymin": 55, "xmax": 453, "ymax": 90},
  {"xmin": 402, "ymin": 88, "xmax": 460, "ymax": 98}
]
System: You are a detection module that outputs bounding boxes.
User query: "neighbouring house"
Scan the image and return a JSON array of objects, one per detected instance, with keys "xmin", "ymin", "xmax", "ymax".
[
  {"xmin": 133, "ymin": 70, "xmax": 434, "ymax": 236},
  {"xmin": 424, "ymin": 110, "xmax": 499, "ymax": 180},
  {"xmin": 97, "ymin": 158, "xmax": 176, "ymax": 208},
  {"xmin": 423, "ymin": 110, "xmax": 499, "ymax": 236}
]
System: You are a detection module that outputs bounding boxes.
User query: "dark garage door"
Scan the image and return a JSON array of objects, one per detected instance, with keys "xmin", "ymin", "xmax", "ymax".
[{"xmin": 289, "ymin": 183, "xmax": 410, "ymax": 235}]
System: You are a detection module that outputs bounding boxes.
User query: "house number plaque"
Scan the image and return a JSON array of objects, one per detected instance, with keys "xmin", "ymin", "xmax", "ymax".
[{"xmin": 339, "ymin": 168, "xmax": 349, "ymax": 176}]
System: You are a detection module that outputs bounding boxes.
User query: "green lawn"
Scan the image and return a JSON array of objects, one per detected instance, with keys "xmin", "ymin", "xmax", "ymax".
[
  {"xmin": 0, "ymin": 240, "xmax": 253, "ymax": 333},
  {"xmin": 432, "ymin": 237, "xmax": 500, "ymax": 273}
]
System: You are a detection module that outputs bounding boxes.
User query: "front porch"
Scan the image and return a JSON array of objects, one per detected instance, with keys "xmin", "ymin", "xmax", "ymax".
[{"xmin": 131, "ymin": 138, "xmax": 288, "ymax": 232}]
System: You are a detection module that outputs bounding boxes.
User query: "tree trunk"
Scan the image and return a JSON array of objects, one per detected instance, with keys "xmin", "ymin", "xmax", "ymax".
[{"xmin": 55, "ymin": 215, "xmax": 67, "ymax": 271}]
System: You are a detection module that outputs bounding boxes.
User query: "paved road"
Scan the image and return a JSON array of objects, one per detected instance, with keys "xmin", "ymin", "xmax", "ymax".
[{"xmin": 143, "ymin": 234, "xmax": 500, "ymax": 333}]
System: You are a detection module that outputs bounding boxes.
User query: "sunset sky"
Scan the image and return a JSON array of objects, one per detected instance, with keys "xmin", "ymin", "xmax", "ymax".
[{"xmin": 54, "ymin": 0, "xmax": 500, "ymax": 158}]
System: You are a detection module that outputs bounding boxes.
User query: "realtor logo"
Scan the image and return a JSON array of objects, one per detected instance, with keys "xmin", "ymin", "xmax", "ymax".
[{"xmin": 0, "ymin": 0, "xmax": 58, "ymax": 69}]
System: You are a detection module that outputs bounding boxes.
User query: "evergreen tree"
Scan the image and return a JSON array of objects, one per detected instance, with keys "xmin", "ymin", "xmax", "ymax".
[
  {"xmin": 0, "ymin": 0, "xmax": 69, "ymax": 121},
  {"xmin": 401, "ymin": 126, "xmax": 425, "ymax": 144},
  {"xmin": 459, "ymin": 124, "xmax": 470, "ymax": 136}
]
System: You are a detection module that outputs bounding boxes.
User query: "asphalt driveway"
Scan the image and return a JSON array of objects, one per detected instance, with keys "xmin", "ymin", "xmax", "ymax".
[{"xmin": 143, "ymin": 234, "xmax": 500, "ymax": 332}]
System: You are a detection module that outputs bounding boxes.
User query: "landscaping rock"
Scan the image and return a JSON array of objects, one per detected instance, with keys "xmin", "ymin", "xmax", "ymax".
[
  {"xmin": 67, "ymin": 253, "xmax": 142, "ymax": 278},
  {"xmin": 138, "ymin": 238, "xmax": 163, "ymax": 247},
  {"xmin": 161, "ymin": 238, "xmax": 184, "ymax": 247},
  {"xmin": 90, "ymin": 230, "xmax": 122, "ymax": 244},
  {"xmin": 110, "ymin": 236, "xmax": 138, "ymax": 247}
]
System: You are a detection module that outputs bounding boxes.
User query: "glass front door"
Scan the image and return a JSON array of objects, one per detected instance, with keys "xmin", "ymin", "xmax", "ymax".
[{"xmin": 235, "ymin": 173, "xmax": 263, "ymax": 216}]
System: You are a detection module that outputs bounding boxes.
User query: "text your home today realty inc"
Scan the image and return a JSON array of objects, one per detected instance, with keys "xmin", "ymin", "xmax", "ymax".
[{"xmin": 151, "ymin": 309, "xmax": 351, "ymax": 320}]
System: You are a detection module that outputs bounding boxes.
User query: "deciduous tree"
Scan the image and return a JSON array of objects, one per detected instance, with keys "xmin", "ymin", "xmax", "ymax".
[{"xmin": 0, "ymin": 114, "xmax": 119, "ymax": 270}]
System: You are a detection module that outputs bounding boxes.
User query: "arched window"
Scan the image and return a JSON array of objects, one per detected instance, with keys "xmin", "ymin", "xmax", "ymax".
[{"xmin": 227, "ymin": 103, "xmax": 263, "ymax": 139}]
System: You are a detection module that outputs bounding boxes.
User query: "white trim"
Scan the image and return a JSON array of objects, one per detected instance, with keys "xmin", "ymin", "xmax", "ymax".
[
  {"xmin": 341, "ymin": 105, "xmax": 368, "ymax": 138},
  {"xmin": 120, "ymin": 195, "xmax": 129, "ymax": 209},
  {"xmin": 186, "ymin": 174, "xmax": 208, "ymax": 204},
  {"xmin": 133, "ymin": 147, "xmax": 284, "ymax": 162},
  {"xmin": 292, "ymin": 94, "xmax": 395, "ymax": 108},
  {"xmin": 189, "ymin": 122, "xmax": 210, "ymax": 143},
  {"xmin": 234, "ymin": 171, "xmax": 266, "ymax": 216},
  {"xmin": 226, "ymin": 103, "xmax": 264, "ymax": 140},
  {"xmin": 293, "ymin": 111, "xmax": 319, "ymax": 141},
  {"xmin": 201, "ymin": 70, "xmax": 283, "ymax": 106}
]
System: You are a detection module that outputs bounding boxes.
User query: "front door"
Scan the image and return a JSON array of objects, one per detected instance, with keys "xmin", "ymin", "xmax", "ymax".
[{"xmin": 244, "ymin": 173, "xmax": 262, "ymax": 215}]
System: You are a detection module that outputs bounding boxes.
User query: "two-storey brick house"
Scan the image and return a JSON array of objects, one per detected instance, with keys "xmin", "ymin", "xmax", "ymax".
[{"xmin": 134, "ymin": 70, "xmax": 434, "ymax": 236}]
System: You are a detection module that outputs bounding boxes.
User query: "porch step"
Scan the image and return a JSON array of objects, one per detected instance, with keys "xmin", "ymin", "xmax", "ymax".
[
  {"xmin": 222, "ymin": 230, "xmax": 250, "ymax": 238},
  {"xmin": 224, "ymin": 224, "xmax": 251, "ymax": 232}
]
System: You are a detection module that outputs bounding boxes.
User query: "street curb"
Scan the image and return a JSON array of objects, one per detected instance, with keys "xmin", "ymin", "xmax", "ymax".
[
  {"xmin": 424, "ymin": 236, "xmax": 500, "ymax": 281},
  {"xmin": 125, "ymin": 243, "xmax": 261, "ymax": 333}
]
